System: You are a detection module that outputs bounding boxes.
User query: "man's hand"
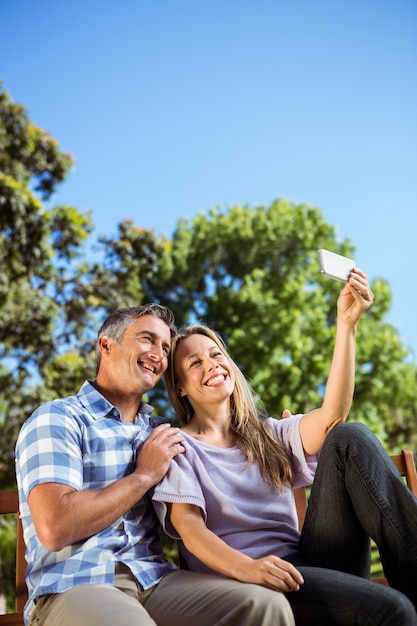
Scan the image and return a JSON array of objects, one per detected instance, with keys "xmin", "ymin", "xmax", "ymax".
[{"xmin": 135, "ymin": 423, "xmax": 185, "ymax": 486}]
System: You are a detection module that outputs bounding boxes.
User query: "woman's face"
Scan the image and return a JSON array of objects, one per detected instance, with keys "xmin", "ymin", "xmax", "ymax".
[{"xmin": 174, "ymin": 333, "xmax": 235, "ymax": 412}]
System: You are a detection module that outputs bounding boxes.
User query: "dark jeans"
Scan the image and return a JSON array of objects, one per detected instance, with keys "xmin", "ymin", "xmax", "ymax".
[{"xmin": 284, "ymin": 422, "xmax": 417, "ymax": 625}]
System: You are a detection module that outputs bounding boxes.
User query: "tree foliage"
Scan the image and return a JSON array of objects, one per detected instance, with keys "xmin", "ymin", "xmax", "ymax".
[
  {"xmin": 0, "ymin": 84, "xmax": 94, "ymax": 487},
  {"xmin": 1, "ymin": 82, "xmax": 416, "ymax": 496},
  {"xmin": 93, "ymin": 205, "xmax": 417, "ymax": 452}
]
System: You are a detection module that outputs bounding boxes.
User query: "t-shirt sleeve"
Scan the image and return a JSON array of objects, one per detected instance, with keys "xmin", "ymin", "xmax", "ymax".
[
  {"xmin": 152, "ymin": 448, "xmax": 207, "ymax": 539},
  {"xmin": 267, "ymin": 414, "xmax": 318, "ymax": 488}
]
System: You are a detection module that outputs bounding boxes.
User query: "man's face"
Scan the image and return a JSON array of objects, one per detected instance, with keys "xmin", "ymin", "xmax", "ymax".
[{"xmin": 101, "ymin": 315, "xmax": 172, "ymax": 396}]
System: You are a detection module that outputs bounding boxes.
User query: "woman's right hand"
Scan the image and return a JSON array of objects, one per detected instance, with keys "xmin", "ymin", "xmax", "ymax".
[{"xmin": 237, "ymin": 554, "xmax": 304, "ymax": 592}]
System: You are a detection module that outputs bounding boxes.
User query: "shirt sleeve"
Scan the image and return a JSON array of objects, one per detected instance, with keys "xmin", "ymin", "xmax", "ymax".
[
  {"xmin": 266, "ymin": 414, "xmax": 318, "ymax": 487},
  {"xmin": 15, "ymin": 401, "xmax": 85, "ymax": 498},
  {"xmin": 152, "ymin": 447, "xmax": 207, "ymax": 539}
]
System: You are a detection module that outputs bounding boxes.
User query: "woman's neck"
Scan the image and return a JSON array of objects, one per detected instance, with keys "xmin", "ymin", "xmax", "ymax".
[{"xmin": 183, "ymin": 407, "xmax": 236, "ymax": 448}]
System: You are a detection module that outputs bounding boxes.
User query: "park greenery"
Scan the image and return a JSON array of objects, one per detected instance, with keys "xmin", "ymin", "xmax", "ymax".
[{"xmin": 0, "ymin": 81, "xmax": 416, "ymax": 604}]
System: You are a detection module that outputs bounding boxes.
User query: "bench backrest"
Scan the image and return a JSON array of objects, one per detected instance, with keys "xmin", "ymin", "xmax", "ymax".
[{"xmin": 0, "ymin": 490, "xmax": 25, "ymax": 624}]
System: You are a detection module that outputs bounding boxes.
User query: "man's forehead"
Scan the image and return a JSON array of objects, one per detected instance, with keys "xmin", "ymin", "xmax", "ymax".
[{"xmin": 131, "ymin": 315, "xmax": 171, "ymax": 339}]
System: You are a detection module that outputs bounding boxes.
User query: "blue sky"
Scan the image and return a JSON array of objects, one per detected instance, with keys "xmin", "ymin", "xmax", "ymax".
[{"xmin": 1, "ymin": 0, "xmax": 416, "ymax": 361}]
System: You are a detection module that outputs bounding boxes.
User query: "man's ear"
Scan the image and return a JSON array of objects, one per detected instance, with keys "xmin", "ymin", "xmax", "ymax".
[{"xmin": 98, "ymin": 335, "xmax": 112, "ymax": 355}]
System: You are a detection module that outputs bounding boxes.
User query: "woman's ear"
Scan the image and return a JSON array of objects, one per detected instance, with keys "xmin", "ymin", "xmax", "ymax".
[{"xmin": 177, "ymin": 387, "xmax": 186, "ymax": 397}]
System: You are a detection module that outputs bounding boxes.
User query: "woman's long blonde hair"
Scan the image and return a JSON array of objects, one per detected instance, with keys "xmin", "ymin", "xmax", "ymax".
[{"xmin": 165, "ymin": 324, "xmax": 294, "ymax": 490}]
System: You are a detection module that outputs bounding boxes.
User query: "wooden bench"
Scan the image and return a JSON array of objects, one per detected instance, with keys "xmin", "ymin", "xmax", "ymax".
[
  {"xmin": 0, "ymin": 491, "xmax": 25, "ymax": 625},
  {"xmin": 1, "ymin": 449, "xmax": 416, "ymax": 623}
]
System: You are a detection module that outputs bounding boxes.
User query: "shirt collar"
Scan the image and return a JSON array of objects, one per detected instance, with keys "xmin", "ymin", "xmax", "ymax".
[{"xmin": 77, "ymin": 380, "xmax": 158, "ymax": 424}]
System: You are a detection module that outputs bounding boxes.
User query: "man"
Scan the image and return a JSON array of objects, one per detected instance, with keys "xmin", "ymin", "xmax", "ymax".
[{"xmin": 16, "ymin": 304, "xmax": 295, "ymax": 626}]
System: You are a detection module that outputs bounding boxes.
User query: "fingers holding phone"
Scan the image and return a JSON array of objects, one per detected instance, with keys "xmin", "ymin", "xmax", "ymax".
[{"xmin": 318, "ymin": 249, "xmax": 373, "ymax": 320}]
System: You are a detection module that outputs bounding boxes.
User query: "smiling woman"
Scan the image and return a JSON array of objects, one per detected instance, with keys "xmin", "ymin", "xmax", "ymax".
[
  {"xmin": 174, "ymin": 333, "xmax": 236, "ymax": 432},
  {"xmin": 153, "ymin": 276, "xmax": 417, "ymax": 626},
  {"xmin": 165, "ymin": 324, "xmax": 292, "ymax": 481}
]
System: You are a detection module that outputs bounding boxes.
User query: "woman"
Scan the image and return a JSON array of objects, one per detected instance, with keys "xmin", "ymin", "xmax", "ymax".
[{"xmin": 153, "ymin": 268, "xmax": 417, "ymax": 625}]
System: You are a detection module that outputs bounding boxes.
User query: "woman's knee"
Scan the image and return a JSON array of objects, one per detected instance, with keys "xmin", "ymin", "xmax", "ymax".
[
  {"xmin": 325, "ymin": 421, "xmax": 377, "ymax": 451},
  {"xmin": 329, "ymin": 421, "xmax": 369, "ymax": 438}
]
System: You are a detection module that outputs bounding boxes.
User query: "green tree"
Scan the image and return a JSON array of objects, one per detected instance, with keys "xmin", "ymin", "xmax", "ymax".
[
  {"xmin": 1, "ymin": 83, "xmax": 416, "ymax": 483},
  {"xmin": 0, "ymin": 84, "xmax": 94, "ymax": 488},
  {"xmin": 94, "ymin": 202, "xmax": 417, "ymax": 452}
]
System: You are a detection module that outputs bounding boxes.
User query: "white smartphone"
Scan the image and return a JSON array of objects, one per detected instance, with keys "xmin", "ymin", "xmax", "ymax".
[{"xmin": 318, "ymin": 249, "xmax": 355, "ymax": 283}]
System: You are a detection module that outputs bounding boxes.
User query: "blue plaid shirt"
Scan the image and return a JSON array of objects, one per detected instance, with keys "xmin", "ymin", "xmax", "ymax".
[{"xmin": 15, "ymin": 381, "xmax": 177, "ymax": 625}]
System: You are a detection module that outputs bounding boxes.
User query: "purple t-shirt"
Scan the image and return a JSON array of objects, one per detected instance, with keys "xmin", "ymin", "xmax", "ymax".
[{"xmin": 152, "ymin": 414, "xmax": 317, "ymax": 573}]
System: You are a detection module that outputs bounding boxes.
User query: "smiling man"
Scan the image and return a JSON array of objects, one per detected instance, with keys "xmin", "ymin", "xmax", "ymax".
[{"xmin": 15, "ymin": 304, "xmax": 295, "ymax": 626}]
